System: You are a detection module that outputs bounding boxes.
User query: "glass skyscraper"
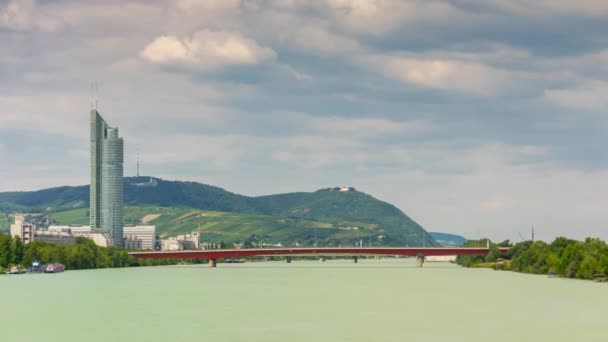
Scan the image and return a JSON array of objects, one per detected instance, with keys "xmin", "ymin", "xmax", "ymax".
[{"xmin": 90, "ymin": 109, "xmax": 124, "ymax": 248}]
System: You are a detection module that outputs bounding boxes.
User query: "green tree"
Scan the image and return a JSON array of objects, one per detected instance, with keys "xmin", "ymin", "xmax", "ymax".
[
  {"xmin": 11, "ymin": 236, "xmax": 25, "ymax": 265},
  {"xmin": 0, "ymin": 235, "xmax": 13, "ymax": 267},
  {"xmin": 485, "ymin": 245, "xmax": 501, "ymax": 263}
]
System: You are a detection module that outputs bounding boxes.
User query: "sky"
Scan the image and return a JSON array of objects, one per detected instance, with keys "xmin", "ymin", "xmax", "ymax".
[{"xmin": 1, "ymin": 0, "xmax": 607, "ymax": 242}]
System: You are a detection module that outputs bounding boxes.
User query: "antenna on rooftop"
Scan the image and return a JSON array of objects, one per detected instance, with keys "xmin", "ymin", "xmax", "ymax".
[{"xmin": 90, "ymin": 81, "xmax": 99, "ymax": 110}]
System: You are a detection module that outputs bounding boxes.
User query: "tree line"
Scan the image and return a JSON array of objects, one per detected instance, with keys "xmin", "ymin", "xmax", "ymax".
[
  {"xmin": 0, "ymin": 234, "xmax": 177, "ymax": 272},
  {"xmin": 457, "ymin": 237, "xmax": 608, "ymax": 280}
]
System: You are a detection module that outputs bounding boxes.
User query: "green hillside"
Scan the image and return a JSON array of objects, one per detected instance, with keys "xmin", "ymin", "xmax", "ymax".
[
  {"xmin": 49, "ymin": 206, "xmax": 386, "ymax": 246},
  {"xmin": 0, "ymin": 177, "xmax": 437, "ymax": 246},
  {"xmin": 254, "ymin": 188, "xmax": 434, "ymax": 246}
]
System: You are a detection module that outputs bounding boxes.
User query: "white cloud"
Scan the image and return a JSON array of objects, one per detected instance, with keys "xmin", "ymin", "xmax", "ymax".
[
  {"xmin": 0, "ymin": 0, "xmax": 34, "ymax": 31},
  {"xmin": 2, "ymin": 0, "xmax": 608, "ymax": 243},
  {"xmin": 313, "ymin": 116, "xmax": 435, "ymax": 136},
  {"xmin": 176, "ymin": 0, "xmax": 240, "ymax": 12},
  {"xmin": 543, "ymin": 81, "xmax": 608, "ymax": 111},
  {"xmin": 361, "ymin": 54, "xmax": 512, "ymax": 94},
  {"xmin": 0, "ymin": 0, "xmax": 62, "ymax": 32},
  {"xmin": 480, "ymin": 196, "xmax": 508, "ymax": 211},
  {"xmin": 475, "ymin": 0, "xmax": 608, "ymax": 16},
  {"xmin": 240, "ymin": 112, "xmax": 435, "ymax": 138},
  {"xmin": 137, "ymin": 134, "xmax": 254, "ymax": 169},
  {"xmin": 140, "ymin": 30, "xmax": 277, "ymax": 70},
  {"xmin": 271, "ymin": 135, "xmax": 411, "ymax": 168},
  {"xmin": 325, "ymin": 0, "xmax": 475, "ymax": 35},
  {"xmin": 0, "ymin": 94, "xmax": 87, "ymax": 138},
  {"xmin": 284, "ymin": 25, "xmax": 361, "ymax": 55},
  {"xmin": 354, "ymin": 142, "xmax": 608, "ymax": 241},
  {"xmin": 46, "ymin": 2, "xmax": 161, "ymax": 33}
]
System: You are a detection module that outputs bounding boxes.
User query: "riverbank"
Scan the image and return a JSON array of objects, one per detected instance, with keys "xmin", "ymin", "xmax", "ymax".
[
  {"xmin": 458, "ymin": 237, "xmax": 608, "ymax": 281},
  {"xmin": 0, "ymin": 235, "xmax": 179, "ymax": 272}
]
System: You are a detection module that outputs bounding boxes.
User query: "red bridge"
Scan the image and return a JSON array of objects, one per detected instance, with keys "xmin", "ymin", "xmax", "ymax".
[{"xmin": 130, "ymin": 247, "xmax": 508, "ymax": 267}]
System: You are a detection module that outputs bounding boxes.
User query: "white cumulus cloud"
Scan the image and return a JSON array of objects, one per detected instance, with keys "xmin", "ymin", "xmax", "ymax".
[{"xmin": 140, "ymin": 30, "xmax": 277, "ymax": 70}]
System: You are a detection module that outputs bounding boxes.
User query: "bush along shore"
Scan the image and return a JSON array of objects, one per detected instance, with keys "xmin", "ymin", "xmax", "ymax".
[
  {"xmin": 0, "ymin": 235, "xmax": 180, "ymax": 272},
  {"xmin": 457, "ymin": 237, "xmax": 608, "ymax": 281}
]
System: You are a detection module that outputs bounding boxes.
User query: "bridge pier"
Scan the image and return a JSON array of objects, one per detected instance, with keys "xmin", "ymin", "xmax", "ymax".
[
  {"xmin": 416, "ymin": 253, "xmax": 425, "ymax": 268},
  {"xmin": 353, "ymin": 256, "xmax": 358, "ymax": 263},
  {"xmin": 208, "ymin": 259, "xmax": 217, "ymax": 268},
  {"xmin": 286, "ymin": 256, "xmax": 292, "ymax": 264}
]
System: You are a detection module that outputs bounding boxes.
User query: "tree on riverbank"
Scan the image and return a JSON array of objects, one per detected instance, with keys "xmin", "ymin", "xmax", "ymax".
[
  {"xmin": 0, "ymin": 235, "xmax": 176, "ymax": 271},
  {"xmin": 457, "ymin": 237, "xmax": 608, "ymax": 280}
]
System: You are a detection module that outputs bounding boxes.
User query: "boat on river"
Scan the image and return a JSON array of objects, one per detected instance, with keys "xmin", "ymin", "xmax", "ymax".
[
  {"xmin": 44, "ymin": 263, "xmax": 65, "ymax": 273},
  {"xmin": 9, "ymin": 266, "xmax": 27, "ymax": 274},
  {"xmin": 224, "ymin": 258, "xmax": 246, "ymax": 263}
]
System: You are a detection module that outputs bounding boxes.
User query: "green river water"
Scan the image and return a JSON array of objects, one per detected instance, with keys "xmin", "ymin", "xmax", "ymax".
[{"xmin": 1, "ymin": 259, "xmax": 606, "ymax": 342}]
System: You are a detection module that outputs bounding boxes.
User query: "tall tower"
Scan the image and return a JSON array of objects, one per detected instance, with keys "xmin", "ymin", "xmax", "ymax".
[{"xmin": 90, "ymin": 109, "xmax": 124, "ymax": 248}]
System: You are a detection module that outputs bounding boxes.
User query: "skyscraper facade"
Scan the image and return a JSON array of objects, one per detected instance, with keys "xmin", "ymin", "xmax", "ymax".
[{"xmin": 90, "ymin": 109, "xmax": 124, "ymax": 247}]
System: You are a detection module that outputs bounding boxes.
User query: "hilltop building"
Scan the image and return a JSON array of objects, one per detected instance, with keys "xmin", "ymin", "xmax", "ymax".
[{"xmin": 90, "ymin": 109, "xmax": 124, "ymax": 247}]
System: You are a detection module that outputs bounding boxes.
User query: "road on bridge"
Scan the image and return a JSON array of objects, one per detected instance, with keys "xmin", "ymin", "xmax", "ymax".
[{"xmin": 130, "ymin": 246, "xmax": 509, "ymax": 266}]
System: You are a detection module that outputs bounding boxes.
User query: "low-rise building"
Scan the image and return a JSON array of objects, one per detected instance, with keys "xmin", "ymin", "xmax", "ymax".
[
  {"xmin": 34, "ymin": 230, "xmax": 77, "ymax": 246},
  {"xmin": 45, "ymin": 225, "xmax": 156, "ymax": 249},
  {"xmin": 176, "ymin": 232, "xmax": 200, "ymax": 250},
  {"xmin": 161, "ymin": 238, "xmax": 183, "ymax": 251},
  {"xmin": 124, "ymin": 225, "xmax": 156, "ymax": 250},
  {"xmin": 160, "ymin": 232, "xmax": 201, "ymax": 251},
  {"xmin": 47, "ymin": 226, "xmax": 112, "ymax": 247}
]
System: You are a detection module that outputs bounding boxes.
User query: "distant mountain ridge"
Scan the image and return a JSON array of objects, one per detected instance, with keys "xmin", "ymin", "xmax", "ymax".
[
  {"xmin": 0, "ymin": 177, "xmax": 437, "ymax": 246},
  {"xmin": 429, "ymin": 232, "xmax": 467, "ymax": 246}
]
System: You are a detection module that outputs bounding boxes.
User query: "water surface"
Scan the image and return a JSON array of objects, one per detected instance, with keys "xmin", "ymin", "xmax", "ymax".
[{"xmin": 1, "ymin": 259, "xmax": 605, "ymax": 341}]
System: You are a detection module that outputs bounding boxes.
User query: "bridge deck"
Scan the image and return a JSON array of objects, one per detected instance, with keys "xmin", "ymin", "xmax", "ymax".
[{"xmin": 129, "ymin": 247, "xmax": 509, "ymax": 260}]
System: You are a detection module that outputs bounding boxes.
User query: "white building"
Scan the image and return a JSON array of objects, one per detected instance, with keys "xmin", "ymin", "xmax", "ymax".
[
  {"xmin": 176, "ymin": 232, "xmax": 200, "ymax": 250},
  {"xmin": 123, "ymin": 225, "xmax": 156, "ymax": 250},
  {"xmin": 160, "ymin": 232, "xmax": 201, "ymax": 251},
  {"xmin": 161, "ymin": 238, "xmax": 183, "ymax": 251},
  {"xmin": 10, "ymin": 215, "xmax": 35, "ymax": 244},
  {"xmin": 47, "ymin": 226, "xmax": 112, "ymax": 247},
  {"xmin": 46, "ymin": 225, "xmax": 156, "ymax": 250}
]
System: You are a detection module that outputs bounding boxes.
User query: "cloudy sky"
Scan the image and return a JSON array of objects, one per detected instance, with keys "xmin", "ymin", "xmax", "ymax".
[{"xmin": 1, "ymin": 0, "xmax": 607, "ymax": 242}]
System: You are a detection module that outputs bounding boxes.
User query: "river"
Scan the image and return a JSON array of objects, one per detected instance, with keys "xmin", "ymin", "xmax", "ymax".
[{"xmin": 1, "ymin": 259, "xmax": 605, "ymax": 341}]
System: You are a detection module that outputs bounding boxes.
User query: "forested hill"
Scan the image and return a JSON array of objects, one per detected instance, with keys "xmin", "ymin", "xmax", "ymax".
[{"xmin": 0, "ymin": 177, "xmax": 436, "ymax": 246}]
